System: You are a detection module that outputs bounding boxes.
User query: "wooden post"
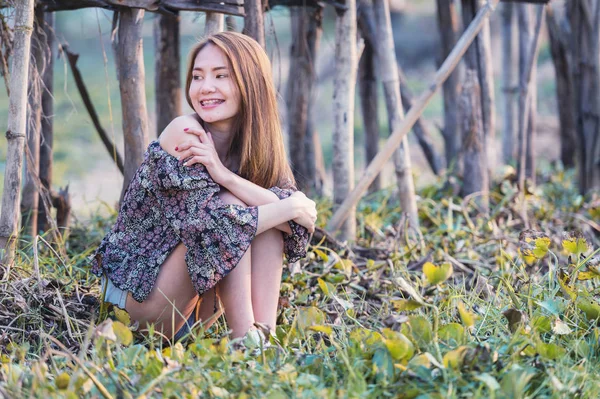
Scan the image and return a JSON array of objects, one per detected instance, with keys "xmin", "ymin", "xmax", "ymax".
[
  {"xmin": 326, "ymin": 0, "xmax": 500, "ymax": 233},
  {"xmin": 154, "ymin": 12, "xmax": 181, "ymax": 136},
  {"xmin": 568, "ymin": 0, "xmax": 600, "ymax": 193},
  {"xmin": 332, "ymin": 0, "xmax": 358, "ymax": 240},
  {"xmin": 501, "ymin": 1, "xmax": 517, "ymax": 164},
  {"xmin": 21, "ymin": 8, "xmax": 44, "ymax": 238},
  {"xmin": 38, "ymin": 11, "xmax": 55, "ymax": 233},
  {"xmin": 358, "ymin": 35, "xmax": 380, "ymax": 193},
  {"xmin": 0, "ymin": 0, "xmax": 35, "ymax": 265},
  {"xmin": 243, "ymin": 0, "xmax": 265, "ymax": 47},
  {"xmin": 435, "ymin": 0, "xmax": 461, "ymax": 169},
  {"xmin": 205, "ymin": 12, "xmax": 224, "ymax": 35},
  {"xmin": 461, "ymin": 0, "xmax": 496, "ymax": 143},
  {"xmin": 516, "ymin": 4, "xmax": 544, "ymax": 190},
  {"xmin": 460, "ymin": 69, "xmax": 488, "ymax": 209},
  {"xmin": 546, "ymin": 5, "xmax": 576, "ymax": 168},
  {"xmin": 287, "ymin": 6, "xmax": 324, "ymax": 194},
  {"xmin": 226, "ymin": 15, "xmax": 238, "ymax": 32},
  {"xmin": 116, "ymin": 9, "xmax": 150, "ymax": 200},
  {"xmin": 373, "ymin": 0, "xmax": 418, "ymax": 228},
  {"xmin": 358, "ymin": 3, "xmax": 442, "ymax": 178},
  {"xmin": 398, "ymin": 69, "xmax": 443, "ymax": 176},
  {"xmin": 358, "ymin": 0, "xmax": 381, "ymax": 193}
]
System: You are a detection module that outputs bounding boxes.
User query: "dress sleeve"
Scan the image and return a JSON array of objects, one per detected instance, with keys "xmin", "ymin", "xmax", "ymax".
[
  {"xmin": 145, "ymin": 154, "xmax": 258, "ymax": 295},
  {"xmin": 268, "ymin": 185, "xmax": 310, "ymax": 263}
]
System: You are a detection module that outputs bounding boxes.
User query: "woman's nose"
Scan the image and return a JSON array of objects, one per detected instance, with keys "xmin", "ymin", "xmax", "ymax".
[{"xmin": 200, "ymin": 79, "xmax": 216, "ymax": 94}]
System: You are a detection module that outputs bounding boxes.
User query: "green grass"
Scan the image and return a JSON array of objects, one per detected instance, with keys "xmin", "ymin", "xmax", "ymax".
[{"xmin": 2, "ymin": 167, "xmax": 600, "ymax": 398}]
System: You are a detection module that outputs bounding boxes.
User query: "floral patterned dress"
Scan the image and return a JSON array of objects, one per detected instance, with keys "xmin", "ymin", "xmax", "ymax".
[{"xmin": 90, "ymin": 140, "xmax": 309, "ymax": 303}]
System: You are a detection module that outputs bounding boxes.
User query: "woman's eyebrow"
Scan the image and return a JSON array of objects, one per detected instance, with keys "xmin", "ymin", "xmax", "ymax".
[{"xmin": 193, "ymin": 66, "xmax": 229, "ymax": 72}]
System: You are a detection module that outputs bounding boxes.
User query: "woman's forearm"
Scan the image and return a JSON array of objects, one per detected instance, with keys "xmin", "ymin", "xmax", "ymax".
[
  {"xmin": 221, "ymin": 172, "xmax": 280, "ymax": 206},
  {"xmin": 256, "ymin": 199, "xmax": 298, "ymax": 235},
  {"xmin": 221, "ymin": 172, "xmax": 292, "ymax": 234}
]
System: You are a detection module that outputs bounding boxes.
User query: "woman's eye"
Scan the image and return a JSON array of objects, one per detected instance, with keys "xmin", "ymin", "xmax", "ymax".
[
  {"xmin": 193, "ymin": 75, "xmax": 203, "ymax": 80},
  {"xmin": 217, "ymin": 74, "xmax": 229, "ymax": 79}
]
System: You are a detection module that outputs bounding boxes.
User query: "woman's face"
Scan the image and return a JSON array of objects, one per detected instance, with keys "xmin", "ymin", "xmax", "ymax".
[{"xmin": 188, "ymin": 44, "xmax": 241, "ymax": 132}]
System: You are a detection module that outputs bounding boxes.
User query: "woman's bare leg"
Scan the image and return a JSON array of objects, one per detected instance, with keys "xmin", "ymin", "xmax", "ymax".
[
  {"xmin": 208, "ymin": 190, "xmax": 256, "ymax": 338},
  {"xmin": 250, "ymin": 228, "xmax": 284, "ymax": 332},
  {"xmin": 125, "ymin": 242, "xmax": 198, "ymax": 339}
]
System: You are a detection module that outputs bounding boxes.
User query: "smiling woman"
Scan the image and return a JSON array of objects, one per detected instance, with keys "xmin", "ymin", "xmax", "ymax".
[{"xmin": 90, "ymin": 32, "xmax": 318, "ymax": 344}]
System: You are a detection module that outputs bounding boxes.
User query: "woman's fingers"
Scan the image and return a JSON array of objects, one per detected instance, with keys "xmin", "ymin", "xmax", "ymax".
[
  {"xmin": 184, "ymin": 127, "xmax": 211, "ymax": 145},
  {"xmin": 183, "ymin": 155, "xmax": 208, "ymax": 167},
  {"xmin": 176, "ymin": 142, "xmax": 209, "ymax": 160},
  {"xmin": 178, "ymin": 147, "xmax": 209, "ymax": 165}
]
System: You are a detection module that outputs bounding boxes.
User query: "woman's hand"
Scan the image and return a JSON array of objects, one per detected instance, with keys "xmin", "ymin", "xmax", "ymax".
[
  {"xmin": 289, "ymin": 191, "xmax": 317, "ymax": 233},
  {"xmin": 175, "ymin": 127, "xmax": 232, "ymax": 186}
]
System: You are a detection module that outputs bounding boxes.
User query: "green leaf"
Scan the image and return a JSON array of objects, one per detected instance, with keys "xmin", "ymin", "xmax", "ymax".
[
  {"xmin": 308, "ymin": 325, "xmax": 333, "ymax": 335},
  {"xmin": 112, "ymin": 321, "xmax": 133, "ymax": 346},
  {"xmin": 382, "ymin": 329, "xmax": 415, "ymax": 361},
  {"xmin": 577, "ymin": 298, "xmax": 600, "ymax": 320},
  {"xmin": 562, "ymin": 231, "xmax": 589, "ymax": 256},
  {"xmin": 519, "ymin": 230, "xmax": 550, "ymax": 261},
  {"xmin": 113, "ymin": 306, "xmax": 131, "ymax": 326},
  {"xmin": 532, "ymin": 315, "xmax": 552, "ymax": 334},
  {"xmin": 313, "ymin": 248, "xmax": 329, "ymax": 262},
  {"xmin": 423, "ymin": 262, "xmax": 453, "ymax": 285},
  {"xmin": 475, "ymin": 373, "xmax": 500, "ymax": 391},
  {"xmin": 372, "ymin": 348, "xmax": 395, "ymax": 381},
  {"xmin": 391, "ymin": 299, "xmax": 423, "ymax": 311},
  {"xmin": 502, "ymin": 308, "xmax": 528, "ymax": 334},
  {"xmin": 536, "ymin": 341, "xmax": 566, "ymax": 360},
  {"xmin": 439, "ymin": 323, "xmax": 465, "ymax": 346},
  {"xmin": 297, "ymin": 307, "xmax": 326, "ymax": 331},
  {"xmin": 408, "ymin": 315, "xmax": 433, "ymax": 347},
  {"xmin": 443, "ymin": 346, "xmax": 468, "ymax": 369},
  {"xmin": 458, "ymin": 302, "xmax": 477, "ymax": 328},
  {"xmin": 317, "ymin": 278, "xmax": 332, "ymax": 296}
]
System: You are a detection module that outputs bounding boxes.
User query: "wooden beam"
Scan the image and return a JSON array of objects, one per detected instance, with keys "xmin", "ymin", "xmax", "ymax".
[
  {"xmin": 37, "ymin": 0, "xmax": 245, "ymax": 16},
  {"xmin": 326, "ymin": 0, "xmax": 501, "ymax": 233},
  {"xmin": 501, "ymin": 0, "xmax": 549, "ymax": 3}
]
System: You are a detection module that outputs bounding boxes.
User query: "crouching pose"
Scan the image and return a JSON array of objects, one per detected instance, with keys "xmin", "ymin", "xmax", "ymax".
[{"xmin": 91, "ymin": 32, "xmax": 317, "ymax": 342}]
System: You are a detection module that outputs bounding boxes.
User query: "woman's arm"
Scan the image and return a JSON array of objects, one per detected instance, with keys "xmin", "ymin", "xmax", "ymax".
[{"xmin": 159, "ymin": 117, "xmax": 315, "ymax": 234}]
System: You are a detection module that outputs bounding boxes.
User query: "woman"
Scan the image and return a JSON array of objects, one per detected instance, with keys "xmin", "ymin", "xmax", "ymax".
[{"xmin": 91, "ymin": 32, "xmax": 317, "ymax": 343}]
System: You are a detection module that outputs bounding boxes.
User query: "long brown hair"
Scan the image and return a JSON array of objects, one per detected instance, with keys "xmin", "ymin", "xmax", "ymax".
[{"xmin": 185, "ymin": 32, "xmax": 295, "ymax": 189}]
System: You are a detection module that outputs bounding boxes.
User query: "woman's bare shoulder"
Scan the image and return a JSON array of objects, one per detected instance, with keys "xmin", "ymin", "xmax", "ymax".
[{"xmin": 158, "ymin": 114, "xmax": 203, "ymax": 157}]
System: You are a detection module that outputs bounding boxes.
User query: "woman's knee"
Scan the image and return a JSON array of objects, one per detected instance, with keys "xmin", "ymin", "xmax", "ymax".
[{"xmin": 218, "ymin": 190, "xmax": 247, "ymax": 207}]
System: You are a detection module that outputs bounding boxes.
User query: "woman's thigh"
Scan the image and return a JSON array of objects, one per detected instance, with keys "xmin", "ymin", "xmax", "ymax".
[{"xmin": 125, "ymin": 243, "xmax": 199, "ymax": 336}]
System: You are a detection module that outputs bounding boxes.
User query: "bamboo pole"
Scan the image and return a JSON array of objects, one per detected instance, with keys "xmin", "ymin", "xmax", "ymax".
[
  {"xmin": 373, "ymin": 0, "xmax": 419, "ymax": 228},
  {"xmin": 326, "ymin": 0, "xmax": 500, "ymax": 233},
  {"xmin": 332, "ymin": 0, "xmax": 357, "ymax": 240},
  {"xmin": 0, "ymin": 0, "xmax": 35, "ymax": 266}
]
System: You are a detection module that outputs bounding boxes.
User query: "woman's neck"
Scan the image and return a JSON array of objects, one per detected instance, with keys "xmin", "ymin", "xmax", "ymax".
[{"xmin": 204, "ymin": 122, "xmax": 235, "ymax": 167}]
